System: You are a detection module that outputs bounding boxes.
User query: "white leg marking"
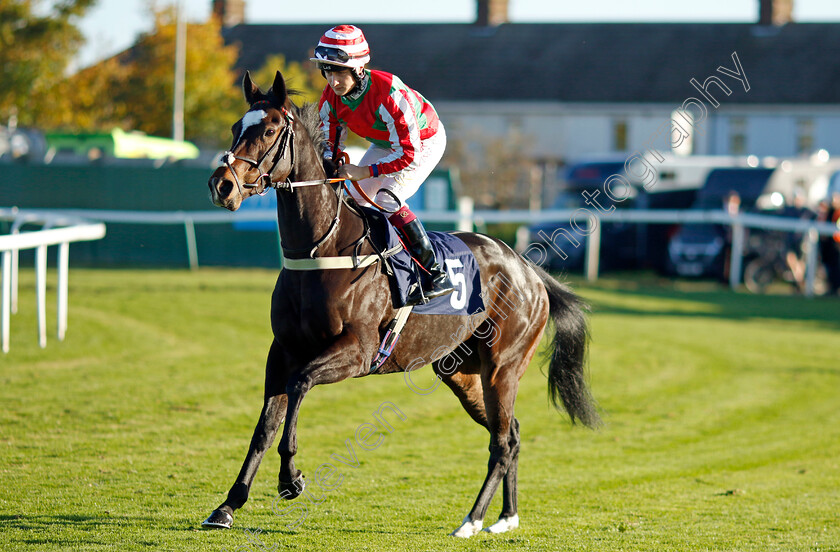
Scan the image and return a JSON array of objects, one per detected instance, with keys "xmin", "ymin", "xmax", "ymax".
[
  {"xmin": 450, "ymin": 515, "xmax": 483, "ymax": 538},
  {"xmin": 484, "ymin": 513, "xmax": 519, "ymax": 534}
]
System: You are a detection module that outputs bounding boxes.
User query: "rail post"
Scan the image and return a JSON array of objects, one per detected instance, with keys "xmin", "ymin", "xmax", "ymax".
[
  {"xmin": 729, "ymin": 219, "xmax": 745, "ymax": 289},
  {"xmin": 2, "ymin": 250, "xmax": 10, "ymax": 353},
  {"xmin": 803, "ymin": 227, "xmax": 819, "ymax": 298},
  {"xmin": 57, "ymin": 242, "xmax": 70, "ymax": 340},
  {"xmin": 585, "ymin": 216, "xmax": 601, "ymax": 282},
  {"xmin": 36, "ymin": 244, "xmax": 47, "ymax": 348},
  {"xmin": 457, "ymin": 197, "xmax": 474, "ymax": 232},
  {"xmin": 184, "ymin": 217, "xmax": 199, "ymax": 270}
]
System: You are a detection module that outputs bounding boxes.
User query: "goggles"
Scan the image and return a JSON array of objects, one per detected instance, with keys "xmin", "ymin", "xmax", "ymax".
[{"xmin": 314, "ymin": 46, "xmax": 351, "ymax": 64}]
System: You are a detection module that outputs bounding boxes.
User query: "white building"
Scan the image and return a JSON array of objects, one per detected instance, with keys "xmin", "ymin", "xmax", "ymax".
[{"xmin": 218, "ymin": 0, "xmax": 840, "ymax": 166}]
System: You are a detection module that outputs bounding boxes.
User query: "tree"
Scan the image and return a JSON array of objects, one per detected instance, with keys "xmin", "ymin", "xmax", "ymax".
[
  {"xmin": 250, "ymin": 54, "xmax": 322, "ymax": 106},
  {"xmin": 0, "ymin": 0, "xmax": 95, "ymax": 123},
  {"xmin": 113, "ymin": 6, "xmax": 242, "ymax": 148},
  {"xmin": 40, "ymin": 56, "xmax": 133, "ymax": 131},
  {"xmin": 443, "ymin": 124, "xmax": 537, "ymax": 210},
  {"xmin": 33, "ymin": 5, "xmax": 242, "ymax": 149}
]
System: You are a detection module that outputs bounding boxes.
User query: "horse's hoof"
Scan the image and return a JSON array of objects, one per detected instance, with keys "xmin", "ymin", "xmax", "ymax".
[
  {"xmin": 278, "ymin": 471, "xmax": 305, "ymax": 499},
  {"xmin": 450, "ymin": 515, "xmax": 483, "ymax": 538},
  {"xmin": 202, "ymin": 509, "xmax": 233, "ymax": 529},
  {"xmin": 484, "ymin": 514, "xmax": 519, "ymax": 534}
]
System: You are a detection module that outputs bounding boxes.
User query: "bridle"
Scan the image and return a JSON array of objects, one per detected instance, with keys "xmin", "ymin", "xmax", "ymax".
[
  {"xmin": 220, "ymin": 100, "xmax": 378, "ymax": 261},
  {"xmin": 221, "ymin": 101, "xmax": 302, "ymax": 197}
]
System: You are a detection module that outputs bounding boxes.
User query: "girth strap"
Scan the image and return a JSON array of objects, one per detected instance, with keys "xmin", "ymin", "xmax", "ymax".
[
  {"xmin": 281, "ymin": 245, "xmax": 403, "ymax": 271},
  {"xmin": 282, "ymin": 254, "xmax": 380, "ymax": 271}
]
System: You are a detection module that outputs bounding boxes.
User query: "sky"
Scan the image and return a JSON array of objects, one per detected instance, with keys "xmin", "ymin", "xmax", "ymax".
[{"xmin": 76, "ymin": 0, "xmax": 840, "ymax": 68}]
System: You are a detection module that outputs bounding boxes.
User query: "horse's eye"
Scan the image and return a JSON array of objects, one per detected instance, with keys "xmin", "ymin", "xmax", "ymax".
[{"xmin": 265, "ymin": 128, "xmax": 276, "ymax": 137}]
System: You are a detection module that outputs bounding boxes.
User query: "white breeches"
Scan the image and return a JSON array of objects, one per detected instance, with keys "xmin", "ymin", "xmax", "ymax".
[{"xmin": 349, "ymin": 124, "xmax": 447, "ymax": 212}]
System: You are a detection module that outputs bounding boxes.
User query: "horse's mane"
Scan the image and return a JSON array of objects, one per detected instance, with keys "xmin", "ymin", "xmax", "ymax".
[{"xmin": 296, "ymin": 102, "xmax": 329, "ymax": 160}]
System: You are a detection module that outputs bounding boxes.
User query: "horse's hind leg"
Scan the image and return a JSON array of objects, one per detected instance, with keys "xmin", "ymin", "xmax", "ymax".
[
  {"xmin": 449, "ymin": 369, "xmax": 518, "ymax": 537},
  {"xmin": 436, "ymin": 348, "xmax": 488, "ymax": 430},
  {"xmin": 451, "ymin": 300, "xmax": 547, "ymax": 537},
  {"xmin": 438, "ymin": 336, "xmax": 527, "ymax": 538},
  {"xmin": 203, "ymin": 341, "xmax": 288, "ymax": 529},
  {"xmin": 486, "ymin": 417, "xmax": 520, "ymax": 533}
]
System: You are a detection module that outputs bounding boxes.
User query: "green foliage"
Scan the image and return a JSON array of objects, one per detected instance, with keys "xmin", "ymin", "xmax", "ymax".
[
  {"xmin": 250, "ymin": 53, "xmax": 323, "ymax": 106},
  {"xmin": 38, "ymin": 56, "xmax": 133, "ymax": 131},
  {"xmin": 32, "ymin": 6, "xmax": 242, "ymax": 149},
  {"xmin": 1, "ymin": 269, "xmax": 838, "ymax": 551},
  {"xmin": 248, "ymin": 55, "xmax": 380, "ymax": 150},
  {"xmin": 0, "ymin": 0, "xmax": 95, "ymax": 122}
]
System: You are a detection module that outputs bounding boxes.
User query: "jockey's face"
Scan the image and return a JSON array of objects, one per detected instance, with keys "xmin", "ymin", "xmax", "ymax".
[{"xmin": 323, "ymin": 68, "xmax": 356, "ymax": 97}]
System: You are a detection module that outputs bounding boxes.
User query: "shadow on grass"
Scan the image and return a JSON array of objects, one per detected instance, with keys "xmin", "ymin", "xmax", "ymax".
[
  {"xmin": 566, "ymin": 272, "xmax": 840, "ymax": 330},
  {"xmin": 0, "ymin": 513, "xmax": 155, "ymax": 528},
  {"xmin": 0, "ymin": 513, "xmax": 159, "ymax": 547}
]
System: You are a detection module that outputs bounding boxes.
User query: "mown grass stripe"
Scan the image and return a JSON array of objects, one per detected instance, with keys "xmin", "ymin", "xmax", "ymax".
[{"xmin": 1, "ymin": 269, "xmax": 837, "ymax": 551}]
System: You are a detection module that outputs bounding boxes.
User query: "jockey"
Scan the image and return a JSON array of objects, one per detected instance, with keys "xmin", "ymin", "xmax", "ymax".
[{"xmin": 311, "ymin": 24, "xmax": 454, "ymax": 305}]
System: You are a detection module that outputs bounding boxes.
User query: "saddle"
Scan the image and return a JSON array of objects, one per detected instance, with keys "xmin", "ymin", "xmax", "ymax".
[{"xmin": 356, "ymin": 205, "xmax": 484, "ymax": 316}]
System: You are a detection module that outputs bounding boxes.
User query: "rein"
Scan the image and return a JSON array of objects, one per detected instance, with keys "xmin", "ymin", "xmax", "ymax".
[
  {"xmin": 279, "ymin": 181, "xmax": 399, "ymax": 271},
  {"xmin": 223, "ymin": 104, "xmax": 346, "ymax": 194},
  {"xmin": 223, "ymin": 101, "xmax": 399, "ymax": 268}
]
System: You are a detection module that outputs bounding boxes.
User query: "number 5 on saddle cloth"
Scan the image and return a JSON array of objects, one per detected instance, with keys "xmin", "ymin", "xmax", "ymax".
[
  {"xmin": 361, "ymin": 205, "xmax": 485, "ymax": 316},
  {"xmin": 363, "ymin": 204, "xmax": 485, "ymax": 373}
]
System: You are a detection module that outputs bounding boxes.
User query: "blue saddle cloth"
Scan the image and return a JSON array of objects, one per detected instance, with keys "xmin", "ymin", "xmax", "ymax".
[{"xmin": 361, "ymin": 206, "xmax": 484, "ymax": 316}]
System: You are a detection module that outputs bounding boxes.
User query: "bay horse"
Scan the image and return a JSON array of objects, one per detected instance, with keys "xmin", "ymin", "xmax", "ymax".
[{"xmin": 203, "ymin": 71, "xmax": 600, "ymax": 538}]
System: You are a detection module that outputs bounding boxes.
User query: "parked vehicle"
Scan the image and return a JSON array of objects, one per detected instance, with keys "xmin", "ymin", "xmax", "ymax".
[
  {"xmin": 667, "ymin": 167, "xmax": 775, "ymax": 278},
  {"xmin": 668, "ymin": 157, "xmax": 840, "ymax": 280},
  {"xmin": 525, "ymin": 155, "xmax": 746, "ymax": 272},
  {"xmin": 0, "ymin": 126, "xmax": 46, "ymax": 161},
  {"xmin": 756, "ymin": 157, "xmax": 840, "ymax": 212}
]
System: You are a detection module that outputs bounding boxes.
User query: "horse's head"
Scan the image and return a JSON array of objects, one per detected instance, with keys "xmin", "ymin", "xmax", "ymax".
[{"xmin": 209, "ymin": 71, "xmax": 296, "ymax": 211}]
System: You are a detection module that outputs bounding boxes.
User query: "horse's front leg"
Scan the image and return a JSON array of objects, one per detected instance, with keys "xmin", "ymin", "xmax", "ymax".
[
  {"xmin": 277, "ymin": 331, "xmax": 366, "ymax": 498},
  {"xmin": 203, "ymin": 340, "xmax": 289, "ymax": 529}
]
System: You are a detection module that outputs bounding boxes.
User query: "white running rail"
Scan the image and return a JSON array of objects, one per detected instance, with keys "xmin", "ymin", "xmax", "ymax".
[
  {"xmin": 1, "ymin": 208, "xmax": 106, "ymax": 353},
  {"xmin": 3, "ymin": 205, "xmax": 837, "ymax": 298}
]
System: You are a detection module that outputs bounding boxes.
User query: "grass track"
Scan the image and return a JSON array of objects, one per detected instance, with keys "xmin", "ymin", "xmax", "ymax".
[{"xmin": 1, "ymin": 268, "xmax": 838, "ymax": 551}]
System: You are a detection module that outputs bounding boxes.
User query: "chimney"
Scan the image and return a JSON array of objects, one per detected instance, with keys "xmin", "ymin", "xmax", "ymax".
[
  {"xmin": 212, "ymin": 0, "xmax": 246, "ymax": 27},
  {"xmin": 476, "ymin": 0, "xmax": 509, "ymax": 26},
  {"xmin": 758, "ymin": 0, "xmax": 793, "ymax": 26}
]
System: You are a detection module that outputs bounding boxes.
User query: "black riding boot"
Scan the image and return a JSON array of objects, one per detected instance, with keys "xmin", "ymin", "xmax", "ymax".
[{"xmin": 399, "ymin": 218, "xmax": 455, "ymax": 305}]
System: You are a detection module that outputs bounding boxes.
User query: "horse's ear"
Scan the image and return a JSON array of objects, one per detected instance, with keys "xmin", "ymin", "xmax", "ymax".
[
  {"xmin": 242, "ymin": 71, "xmax": 262, "ymax": 104},
  {"xmin": 271, "ymin": 71, "xmax": 288, "ymax": 104}
]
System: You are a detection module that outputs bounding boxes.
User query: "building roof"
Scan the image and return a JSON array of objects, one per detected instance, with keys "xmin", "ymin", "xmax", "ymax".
[{"xmin": 223, "ymin": 22, "xmax": 840, "ymax": 105}]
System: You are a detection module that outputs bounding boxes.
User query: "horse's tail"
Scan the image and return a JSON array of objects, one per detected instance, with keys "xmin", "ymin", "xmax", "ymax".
[{"xmin": 532, "ymin": 264, "xmax": 601, "ymax": 429}]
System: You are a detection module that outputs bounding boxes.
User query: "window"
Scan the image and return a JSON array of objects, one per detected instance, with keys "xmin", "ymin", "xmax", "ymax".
[
  {"xmin": 613, "ymin": 120, "xmax": 628, "ymax": 152},
  {"xmin": 729, "ymin": 117, "xmax": 747, "ymax": 155},
  {"xmin": 796, "ymin": 118, "xmax": 814, "ymax": 155}
]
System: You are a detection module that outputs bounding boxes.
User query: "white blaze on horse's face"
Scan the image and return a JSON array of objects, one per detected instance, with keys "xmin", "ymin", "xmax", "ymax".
[{"xmin": 239, "ymin": 109, "xmax": 267, "ymax": 143}]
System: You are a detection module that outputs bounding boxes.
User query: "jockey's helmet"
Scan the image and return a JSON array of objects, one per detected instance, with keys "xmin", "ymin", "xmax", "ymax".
[{"xmin": 311, "ymin": 25, "xmax": 371, "ymax": 72}]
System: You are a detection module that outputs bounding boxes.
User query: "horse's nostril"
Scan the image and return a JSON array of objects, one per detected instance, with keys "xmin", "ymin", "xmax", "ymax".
[{"xmin": 218, "ymin": 180, "xmax": 234, "ymax": 199}]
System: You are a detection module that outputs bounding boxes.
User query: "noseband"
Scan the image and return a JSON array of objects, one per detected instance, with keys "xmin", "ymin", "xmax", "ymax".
[
  {"xmin": 222, "ymin": 102, "xmax": 352, "ymax": 258},
  {"xmin": 222, "ymin": 103, "xmax": 297, "ymax": 197},
  {"xmin": 220, "ymin": 102, "xmax": 389, "ymax": 263}
]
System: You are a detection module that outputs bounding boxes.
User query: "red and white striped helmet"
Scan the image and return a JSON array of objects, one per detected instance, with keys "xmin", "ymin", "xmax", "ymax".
[{"xmin": 310, "ymin": 25, "xmax": 371, "ymax": 69}]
